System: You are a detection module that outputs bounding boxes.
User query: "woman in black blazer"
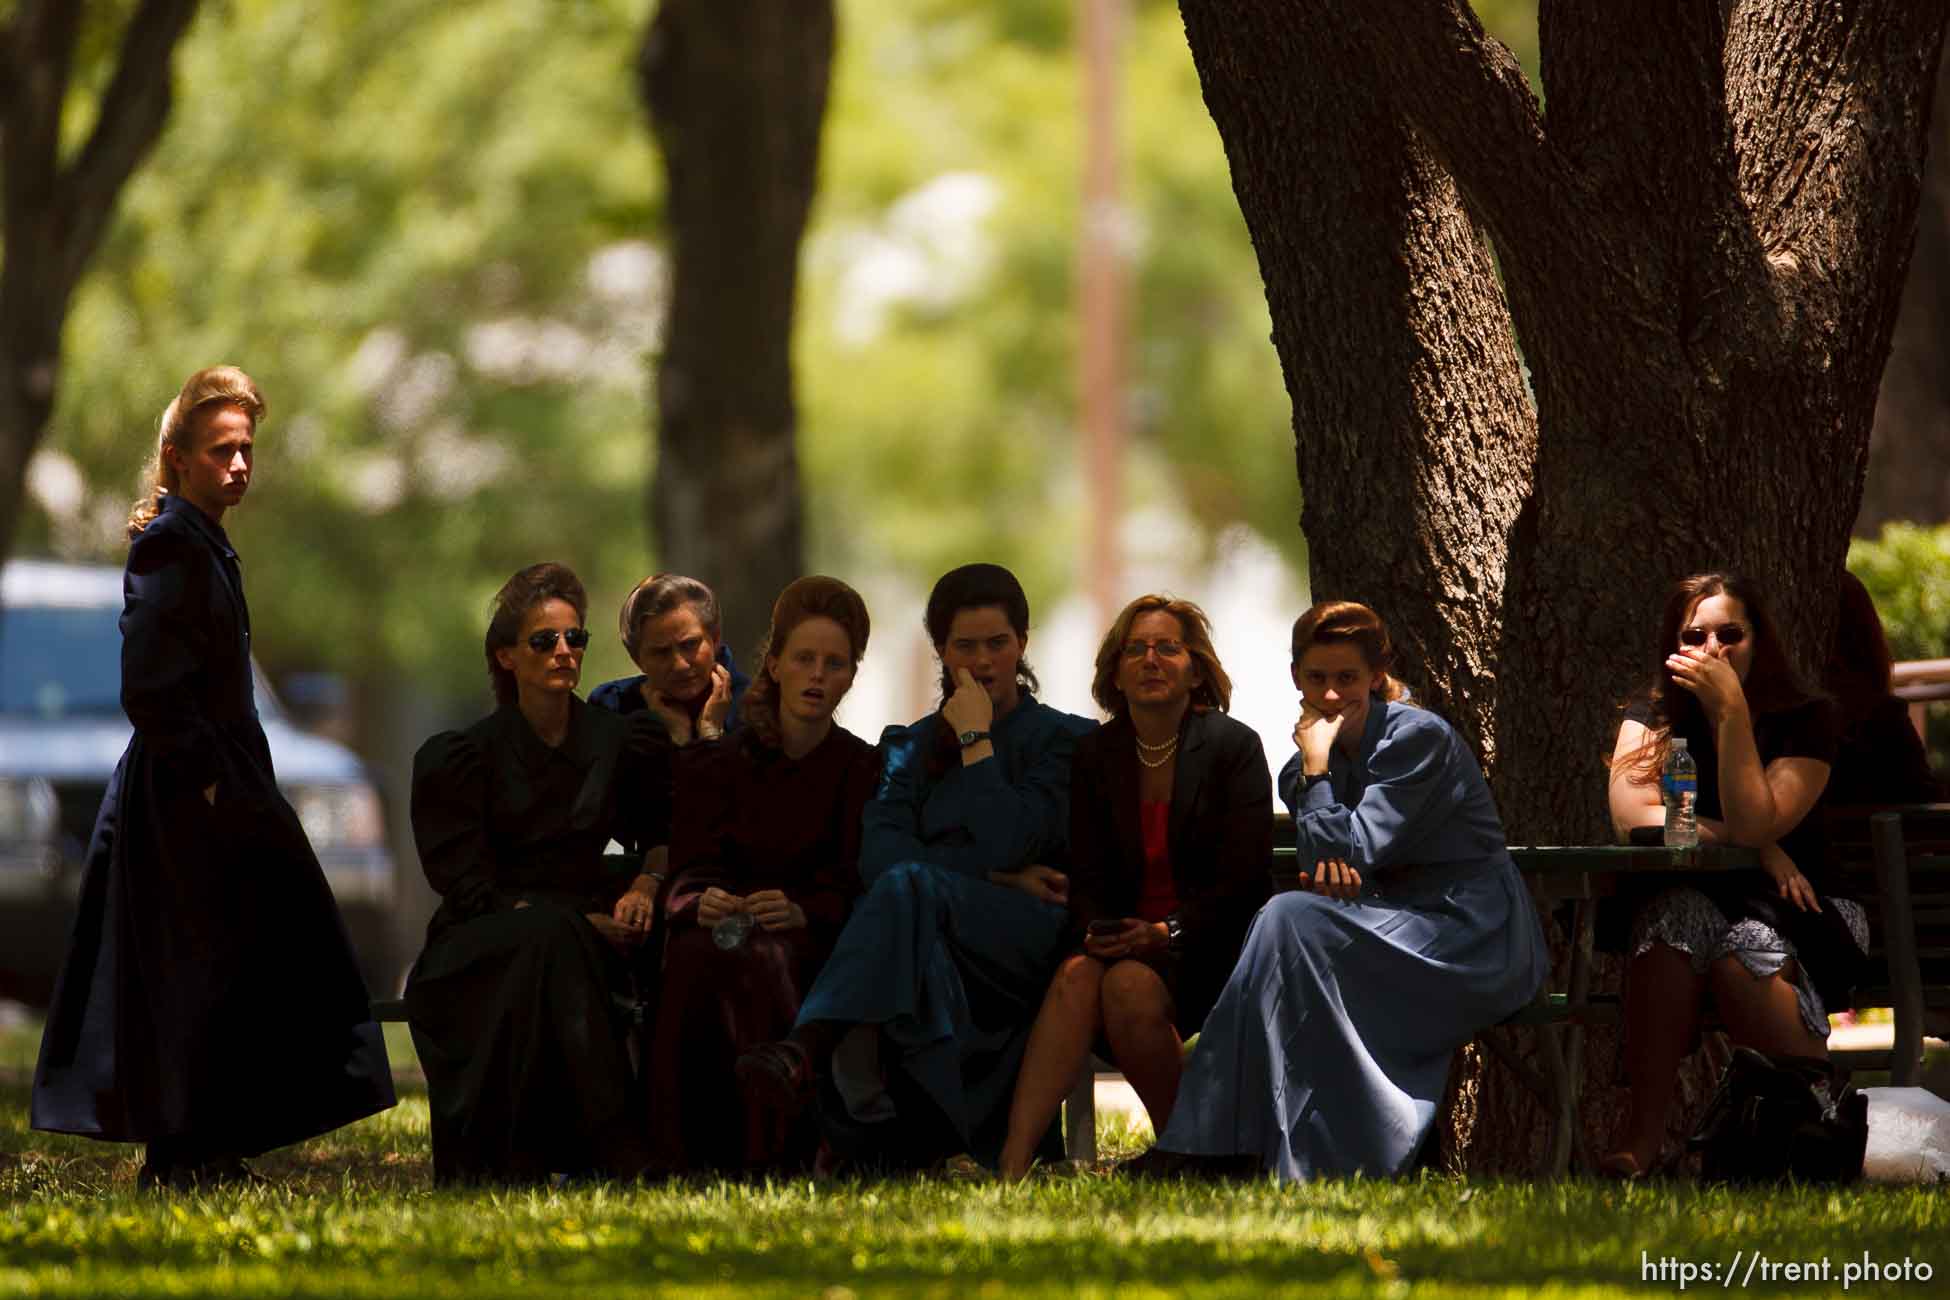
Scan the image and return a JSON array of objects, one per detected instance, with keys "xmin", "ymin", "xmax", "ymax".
[{"xmin": 997, "ymin": 595, "xmax": 1271, "ymax": 1178}]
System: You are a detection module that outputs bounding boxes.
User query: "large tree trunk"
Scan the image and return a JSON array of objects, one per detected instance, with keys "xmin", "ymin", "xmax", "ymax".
[
  {"xmin": 637, "ymin": 0, "xmax": 834, "ymax": 656},
  {"xmin": 0, "ymin": 0, "xmax": 201, "ymax": 569},
  {"xmin": 1178, "ymin": 0, "xmax": 1947, "ymax": 1173},
  {"xmin": 1860, "ymin": 41, "xmax": 1950, "ymax": 536}
]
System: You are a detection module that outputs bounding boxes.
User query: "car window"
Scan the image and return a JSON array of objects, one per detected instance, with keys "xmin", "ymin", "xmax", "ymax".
[
  {"xmin": 0, "ymin": 607, "xmax": 125, "ymax": 718},
  {"xmin": 0, "ymin": 604, "xmax": 284, "ymax": 722}
]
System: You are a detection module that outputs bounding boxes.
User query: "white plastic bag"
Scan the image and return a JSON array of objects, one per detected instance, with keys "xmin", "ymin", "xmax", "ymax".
[{"xmin": 1859, "ymin": 1087, "xmax": 1950, "ymax": 1183}]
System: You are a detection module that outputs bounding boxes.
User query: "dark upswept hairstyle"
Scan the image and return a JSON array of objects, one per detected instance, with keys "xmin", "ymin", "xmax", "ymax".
[
  {"xmin": 485, "ymin": 562, "xmax": 588, "ymax": 707},
  {"xmin": 1824, "ymin": 571, "xmax": 1896, "ymax": 724},
  {"xmin": 740, "ymin": 575, "xmax": 872, "ymax": 750},
  {"xmin": 1616, "ymin": 571, "xmax": 1818, "ymax": 784},
  {"xmin": 127, "ymin": 365, "xmax": 265, "ymax": 538},
  {"xmin": 924, "ymin": 562, "xmax": 1039, "ymax": 700},
  {"xmin": 617, "ymin": 573, "xmax": 722, "ymax": 663},
  {"xmin": 1091, "ymin": 593, "xmax": 1231, "ymax": 716},
  {"xmin": 1290, "ymin": 600, "xmax": 1410, "ymax": 702}
]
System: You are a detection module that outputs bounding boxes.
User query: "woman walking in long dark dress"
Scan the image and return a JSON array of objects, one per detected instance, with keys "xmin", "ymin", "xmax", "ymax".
[
  {"xmin": 406, "ymin": 563, "xmax": 661, "ymax": 1184},
  {"xmin": 646, "ymin": 577, "xmax": 880, "ymax": 1174},
  {"xmin": 738, "ymin": 563, "xmax": 1096, "ymax": 1170},
  {"xmin": 32, "ymin": 366, "xmax": 395, "ymax": 1190},
  {"xmin": 999, "ymin": 595, "xmax": 1271, "ymax": 1178}
]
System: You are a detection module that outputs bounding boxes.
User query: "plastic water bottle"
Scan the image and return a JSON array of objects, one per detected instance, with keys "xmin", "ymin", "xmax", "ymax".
[{"xmin": 1663, "ymin": 738, "xmax": 1699, "ymax": 849}]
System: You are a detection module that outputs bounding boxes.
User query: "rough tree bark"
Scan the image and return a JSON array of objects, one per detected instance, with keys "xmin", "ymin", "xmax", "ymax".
[
  {"xmin": 637, "ymin": 0, "xmax": 834, "ymax": 655},
  {"xmin": 1860, "ymin": 41, "xmax": 1950, "ymax": 536},
  {"xmin": 0, "ymin": 0, "xmax": 202, "ymax": 570},
  {"xmin": 1178, "ymin": 0, "xmax": 1947, "ymax": 1171}
]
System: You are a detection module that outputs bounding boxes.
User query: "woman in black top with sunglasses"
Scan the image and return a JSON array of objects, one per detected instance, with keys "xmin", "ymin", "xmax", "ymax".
[
  {"xmin": 404, "ymin": 563, "xmax": 662, "ymax": 1183},
  {"xmin": 1601, "ymin": 572, "xmax": 1862, "ymax": 1179}
]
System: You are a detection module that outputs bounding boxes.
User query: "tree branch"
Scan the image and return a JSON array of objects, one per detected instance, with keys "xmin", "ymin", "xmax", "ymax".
[
  {"xmin": 1726, "ymin": 0, "xmax": 1948, "ymax": 379},
  {"xmin": 2, "ymin": 0, "xmax": 80, "ymax": 246},
  {"xmin": 56, "ymin": 0, "xmax": 202, "ymax": 295},
  {"xmin": 1539, "ymin": 0, "xmax": 1776, "ymax": 387},
  {"xmin": 1335, "ymin": 0, "xmax": 1570, "ymax": 264},
  {"xmin": 1175, "ymin": 0, "xmax": 1537, "ymax": 758}
]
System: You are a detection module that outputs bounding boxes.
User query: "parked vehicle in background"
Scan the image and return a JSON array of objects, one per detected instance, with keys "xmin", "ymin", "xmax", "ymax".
[{"xmin": 0, "ymin": 559, "xmax": 399, "ymax": 1004}]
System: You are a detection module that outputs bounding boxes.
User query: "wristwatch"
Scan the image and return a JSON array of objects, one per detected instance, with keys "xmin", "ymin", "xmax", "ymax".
[
  {"xmin": 958, "ymin": 729, "xmax": 991, "ymax": 748},
  {"xmin": 1164, "ymin": 912, "xmax": 1185, "ymax": 953}
]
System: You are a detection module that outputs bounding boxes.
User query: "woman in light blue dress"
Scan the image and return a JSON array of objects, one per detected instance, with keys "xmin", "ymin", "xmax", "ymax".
[
  {"xmin": 736, "ymin": 563, "xmax": 1096, "ymax": 1169},
  {"xmin": 1130, "ymin": 600, "xmax": 1546, "ymax": 1181}
]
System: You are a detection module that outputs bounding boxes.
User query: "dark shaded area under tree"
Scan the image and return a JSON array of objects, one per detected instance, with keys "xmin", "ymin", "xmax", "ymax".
[{"xmin": 1175, "ymin": 0, "xmax": 1948, "ymax": 1171}]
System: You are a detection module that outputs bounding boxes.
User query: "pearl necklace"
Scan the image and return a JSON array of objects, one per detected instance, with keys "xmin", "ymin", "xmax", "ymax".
[{"xmin": 1135, "ymin": 734, "xmax": 1178, "ymax": 768}]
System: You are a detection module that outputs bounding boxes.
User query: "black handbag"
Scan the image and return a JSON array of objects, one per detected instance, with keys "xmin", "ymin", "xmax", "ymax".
[{"xmin": 1687, "ymin": 1046, "xmax": 1868, "ymax": 1184}]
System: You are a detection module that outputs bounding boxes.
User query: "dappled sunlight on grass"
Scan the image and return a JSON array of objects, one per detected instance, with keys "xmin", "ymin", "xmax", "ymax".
[{"xmin": 3, "ymin": 1013, "xmax": 1946, "ymax": 1296}]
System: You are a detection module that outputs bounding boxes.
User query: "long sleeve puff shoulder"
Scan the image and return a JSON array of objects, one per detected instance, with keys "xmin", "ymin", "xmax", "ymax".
[{"xmin": 410, "ymin": 729, "xmax": 501, "ymax": 924}]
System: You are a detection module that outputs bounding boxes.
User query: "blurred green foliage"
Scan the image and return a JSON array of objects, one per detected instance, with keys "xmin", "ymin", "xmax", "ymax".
[
  {"xmin": 1851, "ymin": 521, "xmax": 1950, "ymax": 772},
  {"xmin": 30, "ymin": 0, "xmax": 664, "ymax": 699},
  {"xmin": 18, "ymin": 0, "xmax": 1546, "ymax": 710}
]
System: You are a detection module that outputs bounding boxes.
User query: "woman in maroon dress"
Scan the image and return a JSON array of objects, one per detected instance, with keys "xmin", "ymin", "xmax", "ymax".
[{"xmin": 644, "ymin": 576, "xmax": 880, "ymax": 1173}]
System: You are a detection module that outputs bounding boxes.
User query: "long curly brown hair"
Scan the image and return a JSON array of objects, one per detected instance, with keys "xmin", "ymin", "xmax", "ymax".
[{"xmin": 1614, "ymin": 572, "xmax": 1818, "ymax": 785}]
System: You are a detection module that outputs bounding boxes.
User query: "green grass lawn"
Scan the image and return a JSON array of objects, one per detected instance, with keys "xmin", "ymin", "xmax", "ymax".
[{"xmin": 2, "ymin": 1017, "xmax": 1944, "ymax": 1298}]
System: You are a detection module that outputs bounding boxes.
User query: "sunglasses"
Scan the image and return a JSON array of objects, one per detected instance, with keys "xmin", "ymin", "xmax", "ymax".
[
  {"xmin": 1679, "ymin": 624, "xmax": 1747, "ymax": 648},
  {"xmin": 527, "ymin": 627, "xmax": 591, "ymax": 653}
]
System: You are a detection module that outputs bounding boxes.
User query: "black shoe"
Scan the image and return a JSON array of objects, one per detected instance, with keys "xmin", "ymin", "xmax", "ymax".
[
  {"xmin": 139, "ymin": 1155, "xmax": 269, "ymax": 1192},
  {"xmin": 735, "ymin": 1040, "xmax": 816, "ymax": 1118},
  {"xmin": 136, "ymin": 1161, "xmax": 180, "ymax": 1192},
  {"xmin": 201, "ymin": 1156, "xmax": 271, "ymax": 1188},
  {"xmin": 1119, "ymin": 1146, "xmax": 1261, "ymax": 1182}
]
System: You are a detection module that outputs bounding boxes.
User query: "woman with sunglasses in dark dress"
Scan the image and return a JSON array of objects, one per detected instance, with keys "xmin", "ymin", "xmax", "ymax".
[
  {"xmin": 404, "ymin": 563, "xmax": 662, "ymax": 1183},
  {"xmin": 1601, "ymin": 572, "xmax": 1865, "ymax": 1179}
]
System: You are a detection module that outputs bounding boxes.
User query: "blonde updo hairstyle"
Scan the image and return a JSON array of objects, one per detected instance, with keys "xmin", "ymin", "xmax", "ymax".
[
  {"xmin": 1290, "ymin": 600, "xmax": 1410, "ymax": 702},
  {"xmin": 126, "ymin": 365, "xmax": 265, "ymax": 539}
]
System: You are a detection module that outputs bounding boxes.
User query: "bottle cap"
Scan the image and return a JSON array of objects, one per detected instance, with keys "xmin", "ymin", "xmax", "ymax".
[{"xmin": 1672, "ymin": 738, "xmax": 1689, "ymax": 750}]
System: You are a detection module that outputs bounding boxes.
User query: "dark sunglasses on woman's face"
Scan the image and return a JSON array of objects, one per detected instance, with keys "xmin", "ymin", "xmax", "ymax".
[
  {"xmin": 1679, "ymin": 624, "xmax": 1746, "ymax": 648},
  {"xmin": 527, "ymin": 627, "xmax": 591, "ymax": 653}
]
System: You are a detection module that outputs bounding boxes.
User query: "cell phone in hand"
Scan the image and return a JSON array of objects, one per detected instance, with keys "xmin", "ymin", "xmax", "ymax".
[{"xmin": 1086, "ymin": 919, "xmax": 1124, "ymax": 938}]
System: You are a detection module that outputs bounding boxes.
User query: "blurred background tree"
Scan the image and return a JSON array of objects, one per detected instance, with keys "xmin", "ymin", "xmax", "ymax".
[
  {"xmin": 1, "ymin": 0, "xmax": 202, "ymax": 566},
  {"xmin": 15, "ymin": 0, "xmax": 1306, "ymax": 711}
]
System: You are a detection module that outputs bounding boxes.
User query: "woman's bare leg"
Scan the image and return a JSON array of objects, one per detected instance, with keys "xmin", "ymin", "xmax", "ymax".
[
  {"xmin": 998, "ymin": 955, "xmax": 1104, "ymax": 1180},
  {"xmin": 1099, "ymin": 960, "xmax": 1182, "ymax": 1134},
  {"xmin": 1710, "ymin": 956, "xmax": 1828, "ymax": 1059},
  {"xmin": 1604, "ymin": 942, "xmax": 1705, "ymax": 1174}
]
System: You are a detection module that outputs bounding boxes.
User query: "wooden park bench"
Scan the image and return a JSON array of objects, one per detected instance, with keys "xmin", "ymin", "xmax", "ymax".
[
  {"xmin": 1062, "ymin": 803, "xmax": 1950, "ymax": 1170},
  {"xmin": 1489, "ymin": 802, "xmax": 1950, "ymax": 1176},
  {"xmin": 371, "ymin": 807, "xmax": 1949, "ymax": 1174}
]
